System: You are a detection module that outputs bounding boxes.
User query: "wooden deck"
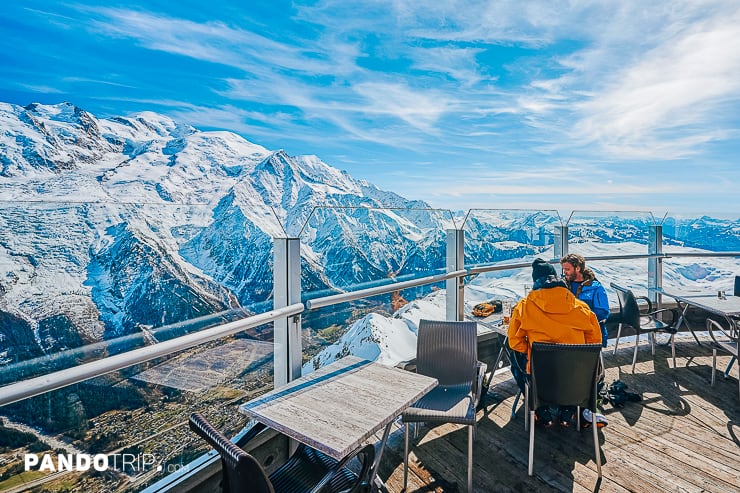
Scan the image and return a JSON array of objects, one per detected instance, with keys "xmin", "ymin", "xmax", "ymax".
[{"xmin": 375, "ymin": 335, "xmax": 740, "ymax": 492}]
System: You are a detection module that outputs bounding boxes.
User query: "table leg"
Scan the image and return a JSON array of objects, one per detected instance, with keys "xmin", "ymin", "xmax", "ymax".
[
  {"xmin": 676, "ymin": 302, "xmax": 702, "ymax": 346},
  {"xmin": 493, "ymin": 336, "xmax": 509, "ymax": 371},
  {"xmin": 476, "ymin": 335, "xmax": 513, "ymax": 407},
  {"xmin": 369, "ymin": 422, "xmax": 393, "ymax": 492},
  {"xmin": 724, "ymin": 356, "xmax": 736, "ymax": 378}
]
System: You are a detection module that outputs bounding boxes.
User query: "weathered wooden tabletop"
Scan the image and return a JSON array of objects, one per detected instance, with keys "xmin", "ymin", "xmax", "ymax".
[{"xmin": 239, "ymin": 355, "xmax": 437, "ymax": 461}]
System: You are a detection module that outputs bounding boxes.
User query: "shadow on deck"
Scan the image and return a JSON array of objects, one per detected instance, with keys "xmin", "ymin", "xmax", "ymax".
[{"xmin": 375, "ymin": 336, "xmax": 740, "ymax": 492}]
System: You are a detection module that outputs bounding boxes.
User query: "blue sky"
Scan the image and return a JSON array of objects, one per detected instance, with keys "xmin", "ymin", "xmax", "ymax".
[{"xmin": 2, "ymin": 1, "xmax": 740, "ymax": 215}]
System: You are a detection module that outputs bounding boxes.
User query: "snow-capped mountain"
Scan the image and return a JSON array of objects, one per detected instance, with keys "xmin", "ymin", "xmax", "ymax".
[
  {"xmin": 1, "ymin": 101, "xmax": 740, "ymax": 370},
  {"xmin": 303, "ymin": 289, "xmax": 448, "ymax": 373},
  {"xmin": 0, "ymin": 102, "xmax": 460, "ymax": 364}
]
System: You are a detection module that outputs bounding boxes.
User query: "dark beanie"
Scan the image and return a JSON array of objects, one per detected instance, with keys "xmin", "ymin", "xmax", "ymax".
[{"xmin": 532, "ymin": 258, "xmax": 556, "ymax": 281}]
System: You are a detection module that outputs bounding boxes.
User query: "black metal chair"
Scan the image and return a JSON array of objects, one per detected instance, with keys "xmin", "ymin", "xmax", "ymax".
[
  {"xmin": 402, "ymin": 319, "xmax": 479, "ymax": 493},
  {"xmin": 706, "ymin": 318, "xmax": 739, "ymax": 399},
  {"xmin": 610, "ymin": 283, "xmax": 679, "ymax": 372},
  {"xmin": 525, "ymin": 342, "xmax": 603, "ymax": 477},
  {"xmin": 188, "ymin": 412, "xmax": 374, "ymax": 493}
]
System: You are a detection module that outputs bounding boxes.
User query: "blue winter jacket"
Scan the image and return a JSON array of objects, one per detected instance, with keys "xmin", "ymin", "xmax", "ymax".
[{"xmin": 568, "ymin": 275, "xmax": 610, "ymax": 347}]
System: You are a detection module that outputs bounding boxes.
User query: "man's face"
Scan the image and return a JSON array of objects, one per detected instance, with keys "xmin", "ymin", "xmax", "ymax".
[{"xmin": 561, "ymin": 262, "xmax": 579, "ymax": 282}]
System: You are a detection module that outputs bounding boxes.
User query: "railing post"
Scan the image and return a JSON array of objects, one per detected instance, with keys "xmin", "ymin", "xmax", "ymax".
[
  {"xmin": 554, "ymin": 225, "xmax": 568, "ymax": 260},
  {"xmin": 446, "ymin": 229, "xmax": 465, "ymax": 321},
  {"xmin": 648, "ymin": 225, "xmax": 663, "ymax": 305},
  {"xmin": 273, "ymin": 237, "xmax": 302, "ymax": 387}
]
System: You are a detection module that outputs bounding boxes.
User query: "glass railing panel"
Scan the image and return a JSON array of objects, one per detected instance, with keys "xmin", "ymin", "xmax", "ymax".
[
  {"xmin": 661, "ymin": 212, "xmax": 740, "ymax": 251},
  {"xmin": 565, "ymin": 211, "xmax": 657, "ymax": 302},
  {"xmin": 566, "ymin": 210, "xmax": 657, "ymax": 250},
  {"xmin": 0, "ymin": 329, "xmax": 271, "ymax": 492},
  {"xmin": 462, "ymin": 209, "xmax": 562, "ymax": 303},
  {"xmin": 0, "ymin": 201, "xmax": 280, "ymax": 377},
  {"xmin": 0, "ymin": 200, "xmax": 283, "ymax": 492},
  {"xmin": 296, "ymin": 207, "xmax": 456, "ymax": 369},
  {"xmin": 660, "ymin": 212, "xmax": 740, "ymax": 293},
  {"xmin": 301, "ymin": 287, "xmax": 447, "ymax": 374}
]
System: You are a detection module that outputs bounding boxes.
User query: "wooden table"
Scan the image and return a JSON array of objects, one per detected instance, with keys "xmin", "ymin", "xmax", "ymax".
[
  {"xmin": 659, "ymin": 290, "xmax": 740, "ymax": 337},
  {"xmin": 659, "ymin": 289, "xmax": 740, "ymax": 376},
  {"xmin": 239, "ymin": 355, "xmax": 437, "ymax": 488}
]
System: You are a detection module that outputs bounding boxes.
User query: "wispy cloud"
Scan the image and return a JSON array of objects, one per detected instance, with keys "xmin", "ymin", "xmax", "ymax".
[
  {"xmin": 570, "ymin": 6, "xmax": 740, "ymax": 158},
  {"xmin": 85, "ymin": 8, "xmax": 321, "ymax": 73},
  {"xmin": 3, "ymin": 1, "xmax": 738, "ymax": 211},
  {"xmin": 91, "ymin": 2, "xmax": 740, "ymax": 158}
]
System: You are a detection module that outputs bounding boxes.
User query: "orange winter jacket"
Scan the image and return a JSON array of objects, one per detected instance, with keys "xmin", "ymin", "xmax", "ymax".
[{"xmin": 507, "ymin": 286, "xmax": 602, "ymax": 372}]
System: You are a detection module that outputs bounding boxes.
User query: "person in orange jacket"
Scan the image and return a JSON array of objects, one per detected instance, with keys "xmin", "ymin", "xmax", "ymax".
[{"xmin": 507, "ymin": 258, "xmax": 602, "ymax": 427}]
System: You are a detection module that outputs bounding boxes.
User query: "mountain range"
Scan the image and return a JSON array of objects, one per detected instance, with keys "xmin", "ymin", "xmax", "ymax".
[
  {"xmin": 1, "ymin": 101, "xmax": 739, "ymax": 370},
  {"xmin": 0, "ymin": 102, "xmax": 451, "ymax": 364}
]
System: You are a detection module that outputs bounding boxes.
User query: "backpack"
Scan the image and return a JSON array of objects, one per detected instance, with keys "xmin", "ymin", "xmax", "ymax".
[
  {"xmin": 472, "ymin": 300, "xmax": 503, "ymax": 317},
  {"xmin": 599, "ymin": 380, "xmax": 642, "ymax": 407}
]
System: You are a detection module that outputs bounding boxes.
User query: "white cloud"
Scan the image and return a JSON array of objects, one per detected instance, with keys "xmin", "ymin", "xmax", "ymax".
[
  {"xmin": 352, "ymin": 82, "xmax": 450, "ymax": 130},
  {"xmin": 35, "ymin": 0, "xmax": 739, "ymax": 213},
  {"xmin": 570, "ymin": 8, "xmax": 740, "ymax": 158}
]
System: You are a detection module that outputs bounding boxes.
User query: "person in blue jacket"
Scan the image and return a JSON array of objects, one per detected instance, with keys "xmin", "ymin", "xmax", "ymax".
[{"xmin": 560, "ymin": 253, "xmax": 610, "ymax": 347}]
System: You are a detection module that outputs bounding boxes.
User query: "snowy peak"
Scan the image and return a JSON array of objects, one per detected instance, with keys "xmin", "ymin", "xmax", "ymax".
[
  {"xmin": 0, "ymin": 102, "xmax": 115, "ymax": 176},
  {"xmin": 23, "ymin": 102, "xmax": 100, "ymax": 137},
  {"xmin": 0, "ymin": 101, "xmax": 443, "ymax": 357},
  {"xmin": 249, "ymin": 151, "xmax": 364, "ymax": 212},
  {"xmin": 303, "ymin": 289, "xmax": 447, "ymax": 373}
]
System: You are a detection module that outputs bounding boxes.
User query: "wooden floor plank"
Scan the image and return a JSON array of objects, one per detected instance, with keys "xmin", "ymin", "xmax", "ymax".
[{"xmin": 375, "ymin": 335, "xmax": 740, "ymax": 492}]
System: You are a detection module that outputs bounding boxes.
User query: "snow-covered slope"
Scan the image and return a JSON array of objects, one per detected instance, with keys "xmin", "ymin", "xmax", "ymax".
[
  {"xmin": 1, "ymin": 102, "xmax": 739, "ymax": 370},
  {"xmin": 0, "ymin": 102, "xmax": 448, "ymax": 363}
]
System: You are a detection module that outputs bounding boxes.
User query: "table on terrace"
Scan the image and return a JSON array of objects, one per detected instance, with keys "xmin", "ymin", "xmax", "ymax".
[
  {"xmin": 239, "ymin": 355, "xmax": 437, "ymax": 490},
  {"xmin": 465, "ymin": 307, "xmax": 512, "ymax": 398},
  {"xmin": 658, "ymin": 289, "xmax": 739, "ymax": 376}
]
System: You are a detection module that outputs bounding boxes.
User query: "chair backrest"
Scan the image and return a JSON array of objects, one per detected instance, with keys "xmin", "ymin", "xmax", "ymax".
[
  {"xmin": 189, "ymin": 413, "xmax": 274, "ymax": 493},
  {"xmin": 529, "ymin": 342, "xmax": 601, "ymax": 410},
  {"xmin": 612, "ymin": 284, "xmax": 641, "ymax": 330},
  {"xmin": 416, "ymin": 319, "xmax": 477, "ymax": 386},
  {"xmin": 706, "ymin": 317, "xmax": 739, "ymax": 347}
]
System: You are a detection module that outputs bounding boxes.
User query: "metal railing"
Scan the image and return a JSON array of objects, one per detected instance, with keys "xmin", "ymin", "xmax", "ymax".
[
  {"xmin": 0, "ymin": 303, "xmax": 304, "ymax": 407},
  {"xmin": 3, "ymin": 249, "xmax": 739, "ymax": 410},
  {"xmin": 1, "ymin": 218, "xmax": 739, "ymax": 493},
  {"xmin": 306, "ymin": 269, "xmax": 467, "ymax": 309}
]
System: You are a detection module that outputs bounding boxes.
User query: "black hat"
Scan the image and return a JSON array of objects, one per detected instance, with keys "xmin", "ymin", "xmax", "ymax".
[{"xmin": 532, "ymin": 258, "xmax": 556, "ymax": 281}]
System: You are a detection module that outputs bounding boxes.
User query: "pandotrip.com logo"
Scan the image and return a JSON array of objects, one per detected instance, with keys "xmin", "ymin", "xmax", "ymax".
[{"xmin": 24, "ymin": 453, "xmax": 188, "ymax": 474}]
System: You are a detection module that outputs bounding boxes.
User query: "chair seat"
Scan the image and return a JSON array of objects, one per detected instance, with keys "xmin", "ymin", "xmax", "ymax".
[
  {"xmin": 715, "ymin": 340, "xmax": 738, "ymax": 356},
  {"xmin": 707, "ymin": 318, "xmax": 740, "ymax": 399},
  {"xmin": 403, "ymin": 319, "xmax": 478, "ymax": 493},
  {"xmin": 638, "ymin": 315, "xmax": 676, "ymax": 333},
  {"xmin": 402, "ymin": 384, "xmax": 475, "ymax": 425},
  {"xmin": 611, "ymin": 283, "xmax": 680, "ymax": 372},
  {"xmin": 270, "ymin": 444, "xmax": 360, "ymax": 493},
  {"xmin": 526, "ymin": 342, "xmax": 602, "ymax": 478}
]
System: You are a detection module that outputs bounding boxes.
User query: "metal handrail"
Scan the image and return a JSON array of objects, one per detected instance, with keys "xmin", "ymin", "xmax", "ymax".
[
  {"xmin": 0, "ymin": 303, "xmax": 304, "ymax": 407},
  {"xmin": 305, "ymin": 269, "xmax": 467, "ymax": 309},
  {"xmin": 467, "ymin": 261, "xmax": 534, "ymax": 275},
  {"xmin": 661, "ymin": 251, "xmax": 740, "ymax": 258},
  {"xmin": 2, "ymin": 249, "xmax": 738, "ymax": 407},
  {"xmin": 465, "ymin": 254, "xmax": 661, "ymax": 277},
  {"xmin": 466, "ymin": 252, "xmax": 740, "ymax": 277}
]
